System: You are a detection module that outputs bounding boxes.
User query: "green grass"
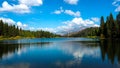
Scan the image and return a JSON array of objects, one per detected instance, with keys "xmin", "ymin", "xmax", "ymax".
[{"xmin": 0, "ymin": 36, "xmax": 35, "ymax": 40}]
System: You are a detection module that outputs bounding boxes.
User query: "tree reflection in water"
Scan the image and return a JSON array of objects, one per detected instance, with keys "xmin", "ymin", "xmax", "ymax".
[
  {"xmin": 0, "ymin": 42, "xmax": 51, "ymax": 60},
  {"xmin": 100, "ymin": 39, "xmax": 120, "ymax": 64}
]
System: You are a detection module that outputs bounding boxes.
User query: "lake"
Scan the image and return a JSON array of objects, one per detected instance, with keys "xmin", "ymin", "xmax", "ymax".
[{"xmin": 0, "ymin": 38, "xmax": 120, "ymax": 68}]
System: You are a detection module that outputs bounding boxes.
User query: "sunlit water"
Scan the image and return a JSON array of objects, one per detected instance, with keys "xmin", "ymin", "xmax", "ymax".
[{"xmin": 0, "ymin": 38, "xmax": 120, "ymax": 68}]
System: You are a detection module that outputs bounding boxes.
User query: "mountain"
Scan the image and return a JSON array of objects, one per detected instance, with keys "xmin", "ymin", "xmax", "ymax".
[{"xmin": 66, "ymin": 27, "xmax": 100, "ymax": 37}]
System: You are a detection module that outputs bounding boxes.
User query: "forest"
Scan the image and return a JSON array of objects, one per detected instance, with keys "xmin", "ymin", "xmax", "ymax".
[
  {"xmin": 0, "ymin": 20, "xmax": 60, "ymax": 38},
  {"xmin": 100, "ymin": 12, "xmax": 120, "ymax": 39}
]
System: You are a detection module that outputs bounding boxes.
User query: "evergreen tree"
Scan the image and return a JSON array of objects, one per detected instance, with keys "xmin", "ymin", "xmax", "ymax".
[
  {"xmin": 0, "ymin": 20, "xmax": 3, "ymax": 36},
  {"xmin": 0, "ymin": 19, "xmax": 61, "ymax": 38},
  {"xmin": 109, "ymin": 13, "xmax": 115, "ymax": 38},
  {"xmin": 100, "ymin": 16, "xmax": 105, "ymax": 39},
  {"xmin": 116, "ymin": 12, "xmax": 120, "ymax": 38}
]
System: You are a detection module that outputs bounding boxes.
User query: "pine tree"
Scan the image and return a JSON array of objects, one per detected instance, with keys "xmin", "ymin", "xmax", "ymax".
[
  {"xmin": 0, "ymin": 20, "xmax": 3, "ymax": 36},
  {"xmin": 109, "ymin": 13, "xmax": 115, "ymax": 38},
  {"xmin": 100, "ymin": 16, "xmax": 105, "ymax": 39},
  {"xmin": 116, "ymin": 12, "xmax": 120, "ymax": 38}
]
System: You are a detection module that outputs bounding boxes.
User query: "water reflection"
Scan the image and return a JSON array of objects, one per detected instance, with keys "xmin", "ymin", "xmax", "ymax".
[
  {"xmin": 0, "ymin": 63, "xmax": 30, "ymax": 68},
  {"xmin": 54, "ymin": 41, "xmax": 100, "ymax": 68},
  {"xmin": 0, "ymin": 38, "xmax": 120, "ymax": 68},
  {"xmin": 100, "ymin": 39, "xmax": 120, "ymax": 64},
  {"xmin": 0, "ymin": 41, "xmax": 52, "ymax": 60}
]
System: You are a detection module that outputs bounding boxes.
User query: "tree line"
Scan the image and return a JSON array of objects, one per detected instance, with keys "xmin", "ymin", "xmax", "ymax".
[
  {"xmin": 100, "ymin": 12, "xmax": 120, "ymax": 39},
  {"xmin": 0, "ymin": 20, "xmax": 60, "ymax": 38}
]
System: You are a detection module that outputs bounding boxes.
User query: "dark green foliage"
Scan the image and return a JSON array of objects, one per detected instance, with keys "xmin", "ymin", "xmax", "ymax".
[
  {"xmin": 0, "ymin": 20, "xmax": 19, "ymax": 37},
  {"xmin": 99, "ymin": 13, "xmax": 120, "ymax": 39},
  {"xmin": 0, "ymin": 20, "xmax": 4, "ymax": 36},
  {"xmin": 116, "ymin": 12, "xmax": 120, "ymax": 38},
  {"xmin": 100, "ymin": 16, "xmax": 105, "ymax": 34},
  {"xmin": 20, "ymin": 30, "xmax": 60, "ymax": 38},
  {"xmin": 100, "ymin": 16, "xmax": 105, "ymax": 39},
  {"xmin": 0, "ymin": 20, "xmax": 61, "ymax": 38}
]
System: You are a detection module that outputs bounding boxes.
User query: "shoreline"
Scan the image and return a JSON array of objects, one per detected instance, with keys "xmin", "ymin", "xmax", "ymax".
[
  {"xmin": 0, "ymin": 36, "xmax": 61, "ymax": 40},
  {"xmin": 0, "ymin": 36, "xmax": 35, "ymax": 40}
]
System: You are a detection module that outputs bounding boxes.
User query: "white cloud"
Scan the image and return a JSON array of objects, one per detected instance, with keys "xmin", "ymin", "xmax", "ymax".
[
  {"xmin": 58, "ymin": 42, "xmax": 100, "ymax": 59},
  {"xmin": 0, "ymin": 0, "xmax": 43, "ymax": 13},
  {"xmin": 53, "ymin": 7, "xmax": 64, "ymax": 14},
  {"xmin": 64, "ymin": 10, "xmax": 80, "ymax": 17},
  {"xmin": 0, "ymin": 17, "xmax": 15, "ymax": 25},
  {"xmin": 115, "ymin": 6, "xmax": 120, "ymax": 12},
  {"xmin": 29, "ymin": 27, "xmax": 35, "ymax": 31},
  {"xmin": 91, "ymin": 17, "xmax": 100, "ymax": 22},
  {"xmin": 53, "ymin": 7, "xmax": 80, "ymax": 17},
  {"xmin": 0, "ymin": 17, "xmax": 28, "ymax": 29},
  {"xmin": 94, "ymin": 24, "xmax": 99, "ymax": 27},
  {"xmin": 112, "ymin": 0, "xmax": 120, "ymax": 6},
  {"xmin": 54, "ymin": 10, "xmax": 62, "ymax": 14},
  {"xmin": 55, "ymin": 42, "xmax": 100, "ymax": 67},
  {"xmin": 19, "ymin": 0, "xmax": 43, "ymax": 6},
  {"xmin": 57, "ymin": 17, "xmax": 99, "ymax": 34},
  {"xmin": 17, "ymin": 22, "xmax": 28, "ymax": 29},
  {"xmin": 112, "ymin": 0, "xmax": 120, "ymax": 12},
  {"xmin": 37, "ymin": 28, "xmax": 57, "ymax": 33},
  {"xmin": 34, "ymin": 17, "xmax": 99, "ymax": 35},
  {"xmin": 0, "ymin": 1, "xmax": 30, "ymax": 13},
  {"xmin": 64, "ymin": 0, "xmax": 79, "ymax": 5}
]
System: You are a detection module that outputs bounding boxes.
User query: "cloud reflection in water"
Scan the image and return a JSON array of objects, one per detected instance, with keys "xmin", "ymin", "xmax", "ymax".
[{"xmin": 55, "ymin": 41, "xmax": 100, "ymax": 67}]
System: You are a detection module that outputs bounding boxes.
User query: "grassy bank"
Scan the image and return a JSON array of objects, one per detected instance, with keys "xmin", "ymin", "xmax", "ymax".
[{"xmin": 0, "ymin": 36, "xmax": 35, "ymax": 40}]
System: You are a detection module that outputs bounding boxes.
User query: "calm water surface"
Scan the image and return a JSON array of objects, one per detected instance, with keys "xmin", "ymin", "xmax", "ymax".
[{"xmin": 0, "ymin": 38, "xmax": 120, "ymax": 68}]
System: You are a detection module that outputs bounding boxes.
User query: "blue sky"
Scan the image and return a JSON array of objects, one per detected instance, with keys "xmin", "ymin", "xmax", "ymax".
[{"xmin": 0, "ymin": 0, "xmax": 119, "ymax": 34}]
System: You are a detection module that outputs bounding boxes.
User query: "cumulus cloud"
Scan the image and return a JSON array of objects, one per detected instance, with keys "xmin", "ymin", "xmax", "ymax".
[
  {"xmin": 64, "ymin": 10, "xmax": 80, "ymax": 17},
  {"xmin": 54, "ymin": 10, "xmax": 62, "ymax": 14},
  {"xmin": 57, "ymin": 17, "xmax": 99, "ymax": 34},
  {"xmin": 37, "ymin": 28, "xmax": 57, "ymax": 33},
  {"xmin": 64, "ymin": 0, "xmax": 79, "ymax": 5},
  {"xmin": 53, "ymin": 7, "xmax": 64, "ymax": 14},
  {"xmin": 115, "ymin": 6, "xmax": 120, "ymax": 12},
  {"xmin": 0, "ymin": 1, "xmax": 30, "ymax": 13},
  {"xmin": 37, "ymin": 17, "xmax": 99, "ymax": 35},
  {"xmin": 0, "ymin": 0, "xmax": 43, "ymax": 13},
  {"xmin": 0, "ymin": 17, "xmax": 28, "ymax": 29},
  {"xmin": 0, "ymin": 17, "xmax": 15, "ymax": 25},
  {"xmin": 17, "ymin": 22, "xmax": 28, "ymax": 29},
  {"xmin": 19, "ymin": 0, "xmax": 43, "ymax": 6},
  {"xmin": 112, "ymin": 0, "xmax": 120, "ymax": 6},
  {"xmin": 112, "ymin": 0, "xmax": 120, "ymax": 12},
  {"xmin": 29, "ymin": 27, "xmax": 36, "ymax": 31},
  {"xmin": 53, "ymin": 7, "xmax": 80, "ymax": 17},
  {"xmin": 91, "ymin": 17, "xmax": 100, "ymax": 22}
]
